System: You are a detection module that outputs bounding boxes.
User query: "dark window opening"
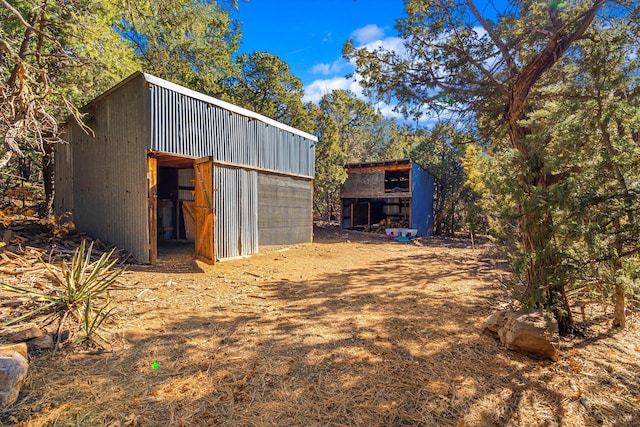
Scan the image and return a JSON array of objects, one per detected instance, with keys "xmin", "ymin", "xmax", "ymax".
[{"xmin": 384, "ymin": 170, "xmax": 410, "ymax": 193}]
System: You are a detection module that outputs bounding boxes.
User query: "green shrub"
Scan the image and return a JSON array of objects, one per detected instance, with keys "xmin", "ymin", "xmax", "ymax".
[{"xmin": 0, "ymin": 240, "xmax": 124, "ymax": 348}]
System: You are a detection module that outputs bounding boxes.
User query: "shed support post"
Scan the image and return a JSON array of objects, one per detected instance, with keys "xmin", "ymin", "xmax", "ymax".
[
  {"xmin": 148, "ymin": 153, "xmax": 158, "ymax": 265},
  {"xmin": 350, "ymin": 202, "xmax": 354, "ymax": 229}
]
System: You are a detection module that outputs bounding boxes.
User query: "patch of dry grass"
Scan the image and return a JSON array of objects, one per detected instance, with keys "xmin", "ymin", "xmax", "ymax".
[{"xmin": 1, "ymin": 227, "xmax": 639, "ymax": 426}]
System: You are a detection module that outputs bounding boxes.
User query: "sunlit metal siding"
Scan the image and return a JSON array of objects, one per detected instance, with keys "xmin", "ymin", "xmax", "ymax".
[
  {"xmin": 57, "ymin": 74, "xmax": 150, "ymax": 262},
  {"xmin": 214, "ymin": 166, "xmax": 258, "ymax": 260},
  {"xmin": 146, "ymin": 76, "xmax": 316, "ymax": 178},
  {"xmin": 258, "ymin": 174, "xmax": 313, "ymax": 245}
]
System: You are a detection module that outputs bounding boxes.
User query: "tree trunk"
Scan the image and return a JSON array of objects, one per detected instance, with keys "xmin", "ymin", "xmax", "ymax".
[
  {"xmin": 521, "ymin": 206, "xmax": 573, "ymax": 331},
  {"xmin": 433, "ymin": 184, "xmax": 464, "ymax": 236},
  {"xmin": 41, "ymin": 140, "xmax": 55, "ymax": 216},
  {"xmin": 611, "ymin": 222, "xmax": 627, "ymax": 328},
  {"xmin": 550, "ymin": 280, "xmax": 574, "ymax": 334},
  {"xmin": 613, "ymin": 283, "xmax": 626, "ymax": 328},
  {"xmin": 601, "ymin": 117, "xmax": 631, "ymax": 329},
  {"xmin": 508, "ymin": 119, "xmax": 574, "ymax": 334},
  {"xmin": 497, "ymin": 0, "xmax": 607, "ymax": 335}
]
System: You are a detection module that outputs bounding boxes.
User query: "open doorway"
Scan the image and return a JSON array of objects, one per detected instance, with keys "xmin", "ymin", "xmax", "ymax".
[
  {"xmin": 157, "ymin": 166, "xmax": 195, "ymax": 242},
  {"xmin": 341, "ymin": 197, "xmax": 411, "ymax": 231},
  {"xmin": 154, "ymin": 154, "xmax": 197, "ymax": 259}
]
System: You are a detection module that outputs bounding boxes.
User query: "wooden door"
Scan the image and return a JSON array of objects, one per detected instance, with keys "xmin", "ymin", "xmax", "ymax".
[
  {"xmin": 148, "ymin": 154, "xmax": 158, "ymax": 265},
  {"xmin": 194, "ymin": 157, "xmax": 215, "ymax": 264}
]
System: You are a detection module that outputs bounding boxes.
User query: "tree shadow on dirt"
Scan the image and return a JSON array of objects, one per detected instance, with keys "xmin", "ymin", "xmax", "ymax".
[{"xmin": 4, "ymin": 243, "xmax": 640, "ymax": 426}]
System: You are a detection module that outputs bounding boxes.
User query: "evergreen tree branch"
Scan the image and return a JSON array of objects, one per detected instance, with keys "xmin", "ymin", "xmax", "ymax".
[{"xmin": 466, "ymin": 0, "xmax": 518, "ymax": 78}]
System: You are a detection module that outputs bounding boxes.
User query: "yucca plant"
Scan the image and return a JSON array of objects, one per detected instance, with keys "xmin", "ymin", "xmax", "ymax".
[
  {"xmin": 77, "ymin": 294, "xmax": 115, "ymax": 347},
  {"xmin": 0, "ymin": 240, "xmax": 124, "ymax": 347}
]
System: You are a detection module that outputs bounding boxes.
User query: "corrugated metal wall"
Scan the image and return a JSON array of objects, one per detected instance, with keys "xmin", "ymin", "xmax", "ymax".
[
  {"xmin": 148, "ymin": 84, "xmax": 315, "ymax": 178},
  {"xmin": 258, "ymin": 174, "xmax": 312, "ymax": 245},
  {"xmin": 54, "ymin": 138, "xmax": 73, "ymax": 216},
  {"xmin": 55, "ymin": 73, "xmax": 151, "ymax": 262},
  {"xmin": 214, "ymin": 166, "xmax": 258, "ymax": 259}
]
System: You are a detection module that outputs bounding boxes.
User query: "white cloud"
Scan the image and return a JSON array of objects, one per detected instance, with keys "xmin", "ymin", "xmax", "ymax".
[
  {"xmin": 303, "ymin": 74, "xmax": 437, "ymax": 126},
  {"xmin": 310, "ymin": 64, "xmax": 331, "ymax": 75},
  {"xmin": 373, "ymin": 102, "xmax": 404, "ymax": 120},
  {"xmin": 310, "ymin": 58, "xmax": 349, "ymax": 75},
  {"xmin": 302, "ymin": 24, "xmax": 499, "ymax": 127},
  {"xmin": 302, "ymin": 76, "xmax": 364, "ymax": 104},
  {"xmin": 350, "ymin": 24, "xmax": 385, "ymax": 44},
  {"xmin": 357, "ymin": 36, "xmax": 406, "ymax": 59},
  {"xmin": 303, "ymin": 26, "xmax": 437, "ymax": 124}
]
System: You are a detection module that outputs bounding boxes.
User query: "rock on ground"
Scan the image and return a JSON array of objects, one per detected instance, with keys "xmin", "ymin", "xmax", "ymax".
[
  {"xmin": 8, "ymin": 325, "xmax": 45, "ymax": 343},
  {"xmin": 483, "ymin": 309, "xmax": 559, "ymax": 361},
  {"xmin": 0, "ymin": 343, "xmax": 29, "ymax": 409},
  {"xmin": 27, "ymin": 334, "xmax": 54, "ymax": 352}
]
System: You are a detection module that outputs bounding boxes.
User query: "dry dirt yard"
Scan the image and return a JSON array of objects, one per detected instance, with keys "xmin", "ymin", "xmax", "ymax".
[{"xmin": 2, "ymin": 226, "xmax": 639, "ymax": 426}]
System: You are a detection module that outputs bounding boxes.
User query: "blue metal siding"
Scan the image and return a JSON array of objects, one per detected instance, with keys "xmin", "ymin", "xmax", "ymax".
[{"xmin": 411, "ymin": 162, "xmax": 435, "ymax": 236}]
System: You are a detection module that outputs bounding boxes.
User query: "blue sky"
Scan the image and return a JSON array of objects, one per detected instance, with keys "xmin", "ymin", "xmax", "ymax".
[{"xmin": 233, "ymin": 0, "xmax": 407, "ymax": 110}]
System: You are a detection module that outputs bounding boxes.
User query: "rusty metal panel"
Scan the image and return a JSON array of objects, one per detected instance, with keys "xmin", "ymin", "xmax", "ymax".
[
  {"xmin": 258, "ymin": 173, "xmax": 313, "ymax": 245},
  {"xmin": 58, "ymin": 73, "xmax": 150, "ymax": 262},
  {"xmin": 214, "ymin": 165, "xmax": 258, "ymax": 260}
]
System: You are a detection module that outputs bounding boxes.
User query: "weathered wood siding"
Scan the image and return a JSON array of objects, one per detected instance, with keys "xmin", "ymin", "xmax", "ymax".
[{"xmin": 340, "ymin": 170, "xmax": 387, "ymax": 199}]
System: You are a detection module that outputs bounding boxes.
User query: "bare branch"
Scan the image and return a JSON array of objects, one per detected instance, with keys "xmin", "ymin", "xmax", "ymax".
[
  {"xmin": 0, "ymin": 0, "xmax": 36, "ymax": 30},
  {"xmin": 0, "ymin": 0, "xmax": 60, "ymax": 46},
  {"xmin": 467, "ymin": 0, "xmax": 519, "ymax": 78}
]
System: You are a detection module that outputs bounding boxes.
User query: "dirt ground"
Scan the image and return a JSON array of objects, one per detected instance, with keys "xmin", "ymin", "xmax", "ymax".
[{"xmin": 1, "ymin": 226, "xmax": 639, "ymax": 426}]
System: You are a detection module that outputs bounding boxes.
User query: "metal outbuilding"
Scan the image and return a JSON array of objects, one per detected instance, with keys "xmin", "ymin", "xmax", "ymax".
[
  {"xmin": 55, "ymin": 72, "xmax": 316, "ymax": 264},
  {"xmin": 340, "ymin": 159, "xmax": 434, "ymax": 236}
]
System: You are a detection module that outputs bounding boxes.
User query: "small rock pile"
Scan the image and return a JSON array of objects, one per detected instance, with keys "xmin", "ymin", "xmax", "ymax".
[{"xmin": 0, "ymin": 324, "xmax": 71, "ymax": 409}]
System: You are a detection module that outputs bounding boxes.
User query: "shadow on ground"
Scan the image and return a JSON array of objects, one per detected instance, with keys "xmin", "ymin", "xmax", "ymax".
[{"xmin": 3, "ymin": 234, "xmax": 639, "ymax": 427}]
